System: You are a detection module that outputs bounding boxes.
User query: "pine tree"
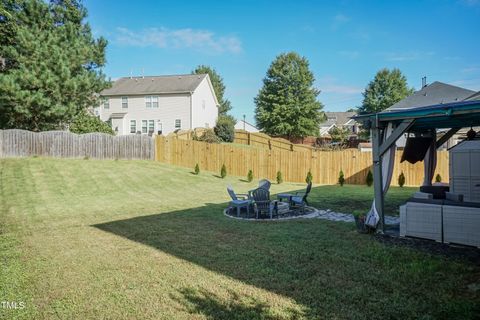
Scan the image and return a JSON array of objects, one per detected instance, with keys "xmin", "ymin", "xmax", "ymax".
[
  {"xmin": 254, "ymin": 52, "xmax": 324, "ymax": 139},
  {"xmin": 247, "ymin": 170, "xmax": 253, "ymax": 182},
  {"xmin": 398, "ymin": 172, "xmax": 406, "ymax": 187},
  {"xmin": 0, "ymin": 0, "xmax": 109, "ymax": 131},
  {"xmin": 194, "ymin": 163, "xmax": 200, "ymax": 175},
  {"xmin": 220, "ymin": 164, "xmax": 227, "ymax": 178},
  {"xmin": 276, "ymin": 171, "xmax": 283, "ymax": 184},
  {"xmin": 338, "ymin": 170, "xmax": 345, "ymax": 186},
  {"xmin": 366, "ymin": 170, "xmax": 373, "ymax": 187},
  {"xmin": 306, "ymin": 170, "xmax": 313, "ymax": 184}
]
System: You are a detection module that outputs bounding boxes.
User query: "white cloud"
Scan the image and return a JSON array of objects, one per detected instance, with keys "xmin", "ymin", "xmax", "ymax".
[
  {"xmin": 460, "ymin": 0, "xmax": 480, "ymax": 6},
  {"xmin": 114, "ymin": 27, "xmax": 242, "ymax": 54},
  {"xmin": 339, "ymin": 50, "xmax": 360, "ymax": 59},
  {"xmin": 461, "ymin": 66, "xmax": 480, "ymax": 73},
  {"xmin": 332, "ymin": 14, "xmax": 350, "ymax": 29},
  {"xmin": 316, "ymin": 77, "xmax": 363, "ymax": 95},
  {"xmin": 382, "ymin": 51, "xmax": 435, "ymax": 61}
]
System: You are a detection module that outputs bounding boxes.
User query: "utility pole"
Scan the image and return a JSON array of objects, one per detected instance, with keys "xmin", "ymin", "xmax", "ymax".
[{"xmin": 243, "ymin": 114, "xmax": 246, "ymax": 130}]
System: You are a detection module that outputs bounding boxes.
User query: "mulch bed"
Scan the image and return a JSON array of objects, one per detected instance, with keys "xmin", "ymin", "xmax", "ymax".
[{"xmin": 374, "ymin": 233, "xmax": 480, "ymax": 265}]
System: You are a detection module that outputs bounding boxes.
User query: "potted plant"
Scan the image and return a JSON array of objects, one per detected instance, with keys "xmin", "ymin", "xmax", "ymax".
[{"xmin": 352, "ymin": 210, "xmax": 368, "ymax": 233}]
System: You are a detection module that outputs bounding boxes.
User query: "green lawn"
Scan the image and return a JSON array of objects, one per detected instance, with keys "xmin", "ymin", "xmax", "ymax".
[{"xmin": 1, "ymin": 158, "xmax": 478, "ymax": 319}]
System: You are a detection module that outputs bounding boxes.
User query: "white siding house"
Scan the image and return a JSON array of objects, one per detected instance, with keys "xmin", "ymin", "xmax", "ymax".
[{"xmin": 96, "ymin": 74, "xmax": 219, "ymax": 135}]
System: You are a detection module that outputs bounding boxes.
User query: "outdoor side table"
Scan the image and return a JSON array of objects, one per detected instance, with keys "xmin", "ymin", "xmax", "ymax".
[{"xmin": 277, "ymin": 193, "xmax": 293, "ymax": 203}]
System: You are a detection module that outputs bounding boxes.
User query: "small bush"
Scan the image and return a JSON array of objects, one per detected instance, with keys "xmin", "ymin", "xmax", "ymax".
[
  {"xmin": 366, "ymin": 170, "xmax": 373, "ymax": 187},
  {"xmin": 194, "ymin": 163, "xmax": 200, "ymax": 175},
  {"xmin": 276, "ymin": 171, "xmax": 283, "ymax": 184},
  {"xmin": 435, "ymin": 174, "xmax": 442, "ymax": 183},
  {"xmin": 83, "ymin": 155, "xmax": 89, "ymax": 160},
  {"xmin": 214, "ymin": 115, "xmax": 236, "ymax": 142},
  {"xmin": 398, "ymin": 171, "xmax": 406, "ymax": 187},
  {"xmin": 306, "ymin": 170, "xmax": 313, "ymax": 184},
  {"xmin": 338, "ymin": 170, "xmax": 345, "ymax": 186},
  {"xmin": 195, "ymin": 129, "xmax": 221, "ymax": 143},
  {"xmin": 247, "ymin": 170, "xmax": 253, "ymax": 182},
  {"xmin": 220, "ymin": 164, "xmax": 227, "ymax": 178}
]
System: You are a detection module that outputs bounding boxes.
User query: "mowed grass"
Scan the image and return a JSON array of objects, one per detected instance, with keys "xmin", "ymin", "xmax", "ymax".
[{"xmin": 0, "ymin": 158, "xmax": 479, "ymax": 319}]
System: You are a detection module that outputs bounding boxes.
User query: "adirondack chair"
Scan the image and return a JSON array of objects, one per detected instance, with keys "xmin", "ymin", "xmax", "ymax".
[
  {"xmin": 258, "ymin": 179, "xmax": 271, "ymax": 191},
  {"xmin": 226, "ymin": 185, "xmax": 252, "ymax": 217},
  {"xmin": 251, "ymin": 187, "xmax": 278, "ymax": 219},
  {"xmin": 291, "ymin": 182, "xmax": 312, "ymax": 214}
]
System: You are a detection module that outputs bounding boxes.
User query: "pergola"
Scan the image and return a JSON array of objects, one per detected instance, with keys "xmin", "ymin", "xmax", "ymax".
[{"xmin": 354, "ymin": 98, "xmax": 480, "ymax": 233}]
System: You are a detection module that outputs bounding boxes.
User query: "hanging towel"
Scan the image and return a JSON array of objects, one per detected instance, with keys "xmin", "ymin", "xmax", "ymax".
[{"xmin": 400, "ymin": 137, "xmax": 433, "ymax": 164}]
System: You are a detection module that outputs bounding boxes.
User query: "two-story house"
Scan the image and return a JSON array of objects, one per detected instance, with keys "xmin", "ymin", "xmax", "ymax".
[{"xmin": 96, "ymin": 74, "xmax": 219, "ymax": 135}]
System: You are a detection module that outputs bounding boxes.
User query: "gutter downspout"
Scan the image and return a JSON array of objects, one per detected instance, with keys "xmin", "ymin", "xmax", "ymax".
[{"xmin": 190, "ymin": 92, "xmax": 193, "ymax": 130}]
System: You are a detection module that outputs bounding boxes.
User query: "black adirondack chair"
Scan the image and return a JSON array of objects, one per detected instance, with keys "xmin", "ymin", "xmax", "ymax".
[
  {"xmin": 251, "ymin": 187, "xmax": 278, "ymax": 219},
  {"xmin": 291, "ymin": 182, "xmax": 312, "ymax": 214}
]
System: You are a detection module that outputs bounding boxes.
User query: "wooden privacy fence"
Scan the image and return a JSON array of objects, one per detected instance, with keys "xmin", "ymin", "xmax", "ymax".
[
  {"xmin": 0, "ymin": 129, "xmax": 155, "ymax": 160},
  {"xmin": 155, "ymin": 135, "xmax": 450, "ymax": 186}
]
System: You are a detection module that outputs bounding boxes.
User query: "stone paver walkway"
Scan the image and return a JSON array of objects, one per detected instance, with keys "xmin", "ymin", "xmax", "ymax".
[
  {"xmin": 311, "ymin": 209, "xmax": 399, "ymax": 225},
  {"xmin": 225, "ymin": 206, "xmax": 400, "ymax": 225}
]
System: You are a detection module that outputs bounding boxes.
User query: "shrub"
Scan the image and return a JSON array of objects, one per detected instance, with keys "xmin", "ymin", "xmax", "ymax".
[
  {"xmin": 220, "ymin": 164, "xmax": 227, "ymax": 178},
  {"xmin": 276, "ymin": 171, "xmax": 283, "ymax": 184},
  {"xmin": 214, "ymin": 115, "xmax": 236, "ymax": 142},
  {"xmin": 83, "ymin": 155, "xmax": 89, "ymax": 160},
  {"xmin": 366, "ymin": 170, "xmax": 373, "ymax": 187},
  {"xmin": 195, "ymin": 129, "xmax": 221, "ymax": 143},
  {"xmin": 435, "ymin": 174, "xmax": 442, "ymax": 183},
  {"xmin": 338, "ymin": 170, "xmax": 345, "ymax": 186},
  {"xmin": 70, "ymin": 111, "xmax": 114, "ymax": 135},
  {"xmin": 247, "ymin": 170, "xmax": 253, "ymax": 182},
  {"xmin": 194, "ymin": 163, "xmax": 200, "ymax": 175},
  {"xmin": 306, "ymin": 170, "xmax": 313, "ymax": 184},
  {"xmin": 398, "ymin": 171, "xmax": 405, "ymax": 187}
]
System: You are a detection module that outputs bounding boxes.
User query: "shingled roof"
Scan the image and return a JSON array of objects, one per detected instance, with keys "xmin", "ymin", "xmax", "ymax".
[
  {"xmin": 387, "ymin": 81, "xmax": 475, "ymax": 111},
  {"xmin": 101, "ymin": 74, "xmax": 209, "ymax": 96}
]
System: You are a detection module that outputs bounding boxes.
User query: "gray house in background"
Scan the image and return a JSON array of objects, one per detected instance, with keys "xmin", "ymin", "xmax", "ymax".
[{"xmin": 319, "ymin": 111, "xmax": 361, "ymax": 138}]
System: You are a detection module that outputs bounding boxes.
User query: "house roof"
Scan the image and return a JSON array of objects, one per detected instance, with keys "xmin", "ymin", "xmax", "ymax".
[
  {"xmin": 387, "ymin": 81, "xmax": 475, "ymax": 111},
  {"xmin": 322, "ymin": 112, "xmax": 357, "ymax": 126},
  {"xmin": 101, "ymin": 74, "xmax": 209, "ymax": 96}
]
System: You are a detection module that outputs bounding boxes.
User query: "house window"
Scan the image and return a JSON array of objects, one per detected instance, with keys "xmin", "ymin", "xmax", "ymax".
[
  {"xmin": 122, "ymin": 97, "xmax": 128, "ymax": 108},
  {"xmin": 202, "ymin": 100, "xmax": 205, "ymax": 110},
  {"xmin": 130, "ymin": 120, "xmax": 136, "ymax": 134},
  {"xmin": 142, "ymin": 120, "xmax": 148, "ymax": 134},
  {"xmin": 175, "ymin": 119, "xmax": 181, "ymax": 130},
  {"xmin": 205, "ymin": 123, "xmax": 209, "ymax": 128},
  {"xmin": 145, "ymin": 96, "xmax": 158, "ymax": 108},
  {"xmin": 152, "ymin": 96, "xmax": 159, "ymax": 108},
  {"xmin": 148, "ymin": 120, "xmax": 155, "ymax": 133},
  {"xmin": 103, "ymin": 98, "xmax": 109, "ymax": 109}
]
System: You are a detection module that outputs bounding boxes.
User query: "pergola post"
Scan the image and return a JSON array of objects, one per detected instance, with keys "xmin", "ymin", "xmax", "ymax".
[
  {"xmin": 371, "ymin": 119, "xmax": 414, "ymax": 233},
  {"xmin": 372, "ymin": 125, "xmax": 385, "ymax": 233}
]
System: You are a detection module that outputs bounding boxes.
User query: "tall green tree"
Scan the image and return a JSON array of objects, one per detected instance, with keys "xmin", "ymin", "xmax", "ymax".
[
  {"xmin": 254, "ymin": 52, "xmax": 324, "ymax": 139},
  {"xmin": 0, "ymin": 0, "xmax": 109, "ymax": 131},
  {"xmin": 359, "ymin": 68, "xmax": 414, "ymax": 114},
  {"xmin": 192, "ymin": 65, "xmax": 232, "ymax": 115}
]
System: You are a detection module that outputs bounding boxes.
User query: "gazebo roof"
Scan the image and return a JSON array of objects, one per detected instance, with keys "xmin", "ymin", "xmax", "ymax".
[{"xmin": 354, "ymin": 84, "xmax": 480, "ymax": 131}]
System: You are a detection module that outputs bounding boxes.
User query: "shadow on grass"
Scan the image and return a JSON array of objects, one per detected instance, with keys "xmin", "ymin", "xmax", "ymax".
[
  {"xmin": 92, "ymin": 184, "xmax": 476, "ymax": 319},
  {"xmin": 174, "ymin": 287, "xmax": 289, "ymax": 320}
]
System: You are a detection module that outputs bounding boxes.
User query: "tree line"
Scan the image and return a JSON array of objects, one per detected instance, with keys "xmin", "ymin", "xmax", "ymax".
[{"xmin": 1, "ymin": 0, "xmax": 414, "ymax": 142}]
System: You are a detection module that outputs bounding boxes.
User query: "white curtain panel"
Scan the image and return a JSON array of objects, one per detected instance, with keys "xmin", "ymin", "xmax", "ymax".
[
  {"xmin": 422, "ymin": 138, "xmax": 437, "ymax": 186},
  {"xmin": 365, "ymin": 123, "xmax": 396, "ymax": 228}
]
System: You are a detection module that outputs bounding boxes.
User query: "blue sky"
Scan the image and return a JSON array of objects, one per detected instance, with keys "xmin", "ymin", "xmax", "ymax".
[{"xmin": 84, "ymin": 0, "xmax": 480, "ymax": 123}]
